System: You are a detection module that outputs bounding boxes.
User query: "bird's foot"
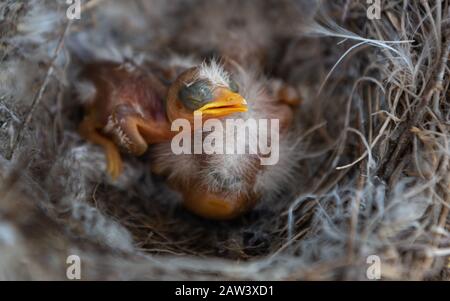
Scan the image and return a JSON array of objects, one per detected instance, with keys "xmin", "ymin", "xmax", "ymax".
[
  {"xmin": 105, "ymin": 143, "xmax": 123, "ymax": 180},
  {"xmin": 79, "ymin": 115, "xmax": 124, "ymax": 180},
  {"xmin": 277, "ymin": 84, "xmax": 302, "ymax": 107},
  {"xmin": 105, "ymin": 104, "xmax": 172, "ymax": 156},
  {"xmin": 106, "ymin": 105, "xmax": 148, "ymax": 156},
  {"xmin": 270, "ymin": 79, "xmax": 302, "ymax": 107}
]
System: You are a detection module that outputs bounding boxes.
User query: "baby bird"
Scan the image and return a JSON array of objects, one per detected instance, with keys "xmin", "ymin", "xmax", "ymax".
[
  {"xmin": 78, "ymin": 62, "xmax": 172, "ymax": 178},
  {"xmin": 78, "ymin": 58, "xmax": 300, "ymax": 219},
  {"xmin": 78, "ymin": 59, "xmax": 246, "ymax": 178}
]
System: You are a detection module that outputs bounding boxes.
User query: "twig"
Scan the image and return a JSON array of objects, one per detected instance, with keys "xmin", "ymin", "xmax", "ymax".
[
  {"xmin": 5, "ymin": 0, "xmax": 109, "ymax": 160},
  {"xmin": 346, "ymin": 110, "xmax": 366, "ymax": 267},
  {"xmin": 381, "ymin": 38, "xmax": 450, "ymax": 178},
  {"xmin": 6, "ymin": 21, "xmax": 72, "ymax": 160}
]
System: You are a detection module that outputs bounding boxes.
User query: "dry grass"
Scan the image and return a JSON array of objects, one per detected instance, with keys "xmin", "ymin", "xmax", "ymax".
[{"xmin": 0, "ymin": 0, "xmax": 448, "ymax": 280}]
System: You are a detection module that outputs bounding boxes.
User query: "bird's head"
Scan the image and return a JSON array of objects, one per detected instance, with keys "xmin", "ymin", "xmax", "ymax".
[{"xmin": 165, "ymin": 61, "xmax": 247, "ymax": 123}]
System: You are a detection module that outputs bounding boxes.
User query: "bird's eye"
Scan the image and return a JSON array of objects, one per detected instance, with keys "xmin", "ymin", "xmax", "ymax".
[
  {"xmin": 179, "ymin": 80, "xmax": 213, "ymax": 110},
  {"xmin": 229, "ymin": 78, "xmax": 239, "ymax": 93}
]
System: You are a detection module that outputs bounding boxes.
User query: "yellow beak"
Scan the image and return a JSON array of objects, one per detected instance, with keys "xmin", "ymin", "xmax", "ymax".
[{"xmin": 194, "ymin": 89, "xmax": 247, "ymax": 117}]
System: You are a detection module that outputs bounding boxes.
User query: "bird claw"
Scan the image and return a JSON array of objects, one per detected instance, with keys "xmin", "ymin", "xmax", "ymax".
[
  {"xmin": 105, "ymin": 143, "xmax": 123, "ymax": 180},
  {"xmin": 105, "ymin": 105, "xmax": 145, "ymax": 156},
  {"xmin": 269, "ymin": 79, "xmax": 302, "ymax": 107},
  {"xmin": 277, "ymin": 84, "xmax": 302, "ymax": 107}
]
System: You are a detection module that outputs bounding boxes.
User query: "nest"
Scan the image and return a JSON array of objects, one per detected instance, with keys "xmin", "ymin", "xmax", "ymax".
[{"xmin": 0, "ymin": 0, "xmax": 449, "ymax": 280}]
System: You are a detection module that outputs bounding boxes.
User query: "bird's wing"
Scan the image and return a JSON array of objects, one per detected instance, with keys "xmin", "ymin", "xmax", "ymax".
[{"xmin": 81, "ymin": 62, "xmax": 174, "ymax": 155}]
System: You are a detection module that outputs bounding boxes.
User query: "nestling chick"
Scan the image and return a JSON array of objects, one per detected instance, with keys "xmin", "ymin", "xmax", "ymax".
[
  {"xmin": 78, "ymin": 61, "xmax": 174, "ymax": 179},
  {"xmin": 151, "ymin": 59, "xmax": 301, "ymax": 219},
  {"xmin": 78, "ymin": 58, "xmax": 300, "ymax": 219},
  {"xmin": 78, "ymin": 59, "xmax": 247, "ymax": 176}
]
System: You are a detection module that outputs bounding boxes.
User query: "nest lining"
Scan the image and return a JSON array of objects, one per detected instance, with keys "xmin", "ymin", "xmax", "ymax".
[{"xmin": 0, "ymin": 0, "xmax": 449, "ymax": 280}]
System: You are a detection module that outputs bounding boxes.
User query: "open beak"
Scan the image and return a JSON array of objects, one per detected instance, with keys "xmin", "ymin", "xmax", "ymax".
[{"xmin": 194, "ymin": 89, "xmax": 248, "ymax": 117}]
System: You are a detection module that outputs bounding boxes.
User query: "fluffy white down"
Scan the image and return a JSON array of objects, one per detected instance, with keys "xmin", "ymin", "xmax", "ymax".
[{"xmin": 152, "ymin": 62, "xmax": 301, "ymax": 199}]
